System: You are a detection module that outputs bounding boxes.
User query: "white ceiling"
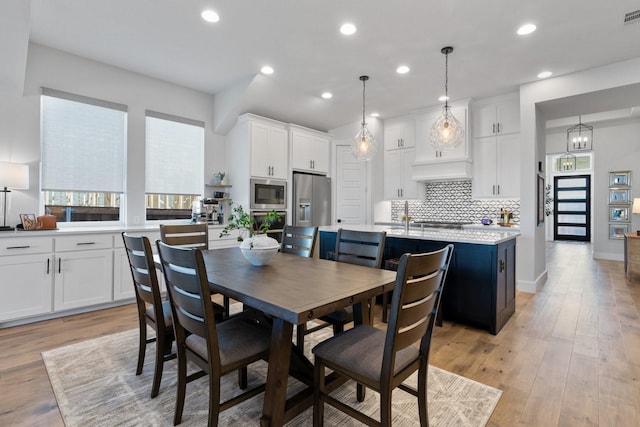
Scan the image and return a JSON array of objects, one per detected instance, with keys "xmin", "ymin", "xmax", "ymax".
[{"xmin": 27, "ymin": 0, "xmax": 640, "ymax": 133}]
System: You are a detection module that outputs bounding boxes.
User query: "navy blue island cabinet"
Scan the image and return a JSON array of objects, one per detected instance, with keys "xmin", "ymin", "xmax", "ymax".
[{"xmin": 319, "ymin": 231, "xmax": 516, "ymax": 335}]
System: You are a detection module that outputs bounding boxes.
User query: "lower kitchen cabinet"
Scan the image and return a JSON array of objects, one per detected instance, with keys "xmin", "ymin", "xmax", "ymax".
[
  {"xmin": 113, "ymin": 247, "xmax": 136, "ymax": 300},
  {"xmin": 54, "ymin": 249, "xmax": 113, "ymax": 311},
  {"xmin": 0, "ymin": 254, "xmax": 53, "ymax": 322}
]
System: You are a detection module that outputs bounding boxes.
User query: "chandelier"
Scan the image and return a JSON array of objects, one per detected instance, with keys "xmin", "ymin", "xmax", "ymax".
[
  {"xmin": 351, "ymin": 75, "xmax": 377, "ymax": 161},
  {"xmin": 566, "ymin": 115, "xmax": 593, "ymax": 151},
  {"xmin": 430, "ymin": 46, "xmax": 464, "ymax": 150}
]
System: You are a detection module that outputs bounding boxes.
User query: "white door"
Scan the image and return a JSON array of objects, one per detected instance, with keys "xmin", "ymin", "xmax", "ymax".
[{"xmin": 336, "ymin": 144, "xmax": 367, "ymax": 225}]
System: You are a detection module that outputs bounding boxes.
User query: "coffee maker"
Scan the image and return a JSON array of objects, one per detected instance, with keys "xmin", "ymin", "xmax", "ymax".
[{"xmin": 191, "ymin": 200, "xmax": 208, "ymax": 223}]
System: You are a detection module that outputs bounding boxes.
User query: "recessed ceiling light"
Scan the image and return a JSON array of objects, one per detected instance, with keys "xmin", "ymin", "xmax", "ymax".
[
  {"xmin": 438, "ymin": 95, "xmax": 449, "ymax": 102},
  {"xmin": 261, "ymin": 66, "xmax": 274, "ymax": 75},
  {"xmin": 201, "ymin": 10, "xmax": 220, "ymax": 23},
  {"xmin": 517, "ymin": 23, "xmax": 536, "ymax": 35},
  {"xmin": 340, "ymin": 23, "xmax": 357, "ymax": 35},
  {"xmin": 537, "ymin": 71, "xmax": 552, "ymax": 78},
  {"xmin": 321, "ymin": 92, "xmax": 333, "ymax": 99},
  {"xmin": 370, "ymin": 112, "xmax": 380, "ymax": 118},
  {"xmin": 396, "ymin": 65, "xmax": 410, "ymax": 74}
]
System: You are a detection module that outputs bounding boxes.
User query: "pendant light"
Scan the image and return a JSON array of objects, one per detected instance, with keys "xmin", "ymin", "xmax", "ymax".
[
  {"xmin": 430, "ymin": 46, "xmax": 464, "ymax": 150},
  {"xmin": 566, "ymin": 115, "xmax": 593, "ymax": 151},
  {"xmin": 352, "ymin": 75, "xmax": 377, "ymax": 161}
]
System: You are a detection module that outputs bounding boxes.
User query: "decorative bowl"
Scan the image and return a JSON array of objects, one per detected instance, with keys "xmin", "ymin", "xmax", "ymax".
[
  {"xmin": 239, "ymin": 235, "xmax": 280, "ymax": 266},
  {"xmin": 481, "ymin": 218, "xmax": 493, "ymax": 225}
]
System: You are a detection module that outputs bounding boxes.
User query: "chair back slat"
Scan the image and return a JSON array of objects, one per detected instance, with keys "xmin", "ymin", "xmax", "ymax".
[
  {"xmin": 280, "ymin": 225, "xmax": 318, "ymax": 258},
  {"xmin": 382, "ymin": 244, "xmax": 453, "ymax": 379},
  {"xmin": 160, "ymin": 223, "xmax": 209, "ymax": 250},
  {"xmin": 334, "ymin": 229, "xmax": 386, "ymax": 268}
]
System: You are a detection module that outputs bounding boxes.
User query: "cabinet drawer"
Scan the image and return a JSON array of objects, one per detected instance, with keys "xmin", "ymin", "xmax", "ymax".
[
  {"xmin": 0, "ymin": 237, "xmax": 53, "ymax": 256},
  {"xmin": 55, "ymin": 234, "xmax": 113, "ymax": 252}
]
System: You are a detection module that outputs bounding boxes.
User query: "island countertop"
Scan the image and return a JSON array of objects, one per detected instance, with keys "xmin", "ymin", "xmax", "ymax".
[{"xmin": 318, "ymin": 224, "xmax": 519, "ymax": 245}]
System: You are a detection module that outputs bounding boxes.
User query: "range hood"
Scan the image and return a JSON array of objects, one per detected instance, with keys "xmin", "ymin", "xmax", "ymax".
[{"xmin": 411, "ymin": 159, "xmax": 473, "ymax": 182}]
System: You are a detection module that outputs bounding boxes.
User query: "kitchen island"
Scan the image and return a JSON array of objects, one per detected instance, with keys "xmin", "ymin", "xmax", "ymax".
[{"xmin": 318, "ymin": 224, "xmax": 520, "ymax": 334}]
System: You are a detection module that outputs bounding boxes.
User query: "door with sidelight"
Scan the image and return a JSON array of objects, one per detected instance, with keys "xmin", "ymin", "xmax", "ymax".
[{"xmin": 553, "ymin": 175, "xmax": 591, "ymax": 242}]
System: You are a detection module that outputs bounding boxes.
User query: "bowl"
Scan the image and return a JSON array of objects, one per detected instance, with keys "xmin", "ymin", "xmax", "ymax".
[
  {"xmin": 239, "ymin": 235, "xmax": 280, "ymax": 266},
  {"xmin": 481, "ymin": 218, "xmax": 493, "ymax": 225}
]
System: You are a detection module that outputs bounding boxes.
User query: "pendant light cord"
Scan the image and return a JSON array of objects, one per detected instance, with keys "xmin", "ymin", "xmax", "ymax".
[{"xmin": 362, "ymin": 78, "xmax": 366, "ymax": 126}]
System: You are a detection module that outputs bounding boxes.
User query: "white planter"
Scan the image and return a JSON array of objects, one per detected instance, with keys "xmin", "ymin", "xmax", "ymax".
[{"xmin": 239, "ymin": 235, "xmax": 280, "ymax": 266}]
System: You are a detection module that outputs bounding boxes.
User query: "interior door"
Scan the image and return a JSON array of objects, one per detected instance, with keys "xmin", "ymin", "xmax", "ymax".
[
  {"xmin": 335, "ymin": 144, "xmax": 367, "ymax": 225},
  {"xmin": 553, "ymin": 175, "xmax": 591, "ymax": 242}
]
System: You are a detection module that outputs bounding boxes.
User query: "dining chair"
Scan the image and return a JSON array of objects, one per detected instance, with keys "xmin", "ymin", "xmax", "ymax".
[
  {"xmin": 160, "ymin": 223, "xmax": 230, "ymax": 319},
  {"xmin": 312, "ymin": 244, "xmax": 454, "ymax": 427},
  {"xmin": 280, "ymin": 224, "xmax": 318, "ymax": 258},
  {"xmin": 156, "ymin": 241, "xmax": 272, "ymax": 427},
  {"xmin": 122, "ymin": 232, "xmax": 176, "ymax": 398},
  {"xmin": 298, "ymin": 229, "xmax": 387, "ymax": 353}
]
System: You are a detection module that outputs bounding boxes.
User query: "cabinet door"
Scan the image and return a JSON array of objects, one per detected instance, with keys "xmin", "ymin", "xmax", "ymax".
[
  {"xmin": 383, "ymin": 150, "xmax": 402, "ymax": 199},
  {"xmin": 310, "ymin": 136, "xmax": 329, "ymax": 173},
  {"xmin": 250, "ymin": 122, "xmax": 271, "ymax": 178},
  {"xmin": 401, "ymin": 148, "xmax": 419, "ymax": 199},
  {"xmin": 54, "ymin": 249, "xmax": 113, "ymax": 311},
  {"xmin": 496, "ymin": 133, "xmax": 520, "ymax": 198},
  {"xmin": 291, "ymin": 131, "xmax": 312, "ymax": 171},
  {"xmin": 269, "ymin": 127, "xmax": 288, "ymax": 179},
  {"xmin": 473, "ymin": 104, "xmax": 497, "ymax": 138},
  {"xmin": 497, "ymin": 98, "xmax": 520, "ymax": 135},
  {"xmin": 0, "ymin": 254, "xmax": 52, "ymax": 321},
  {"xmin": 113, "ymin": 248, "xmax": 135, "ymax": 301},
  {"xmin": 472, "ymin": 137, "xmax": 498, "ymax": 198},
  {"xmin": 384, "ymin": 125, "xmax": 405, "ymax": 151}
]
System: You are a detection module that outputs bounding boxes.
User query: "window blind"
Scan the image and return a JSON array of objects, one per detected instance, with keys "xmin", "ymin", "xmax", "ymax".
[
  {"xmin": 145, "ymin": 112, "xmax": 204, "ymax": 195},
  {"xmin": 40, "ymin": 89, "xmax": 127, "ymax": 193}
]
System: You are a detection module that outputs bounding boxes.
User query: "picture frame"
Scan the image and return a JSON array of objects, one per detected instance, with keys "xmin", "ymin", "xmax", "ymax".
[
  {"xmin": 537, "ymin": 174, "xmax": 544, "ymax": 226},
  {"xmin": 609, "ymin": 206, "xmax": 630, "ymax": 222},
  {"xmin": 609, "ymin": 171, "xmax": 631, "ymax": 187},
  {"xmin": 609, "ymin": 223, "xmax": 629, "ymax": 239},
  {"xmin": 19, "ymin": 213, "xmax": 38, "ymax": 230},
  {"xmin": 609, "ymin": 188, "xmax": 631, "ymax": 205}
]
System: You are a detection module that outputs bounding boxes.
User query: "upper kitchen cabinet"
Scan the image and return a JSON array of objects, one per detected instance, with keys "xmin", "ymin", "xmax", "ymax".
[
  {"xmin": 473, "ymin": 95, "xmax": 520, "ymax": 138},
  {"xmin": 290, "ymin": 126, "xmax": 330, "ymax": 174},
  {"xmin": 384, "ymin": 148, "xmax": 420, "ymax": 200},
  {"xmin": 384, "ymin": 118, "xmax": 415, "ymax": 151},
  {"xmin": 414, "ymin": 106, "xmax": 470, "ymax": 163}
]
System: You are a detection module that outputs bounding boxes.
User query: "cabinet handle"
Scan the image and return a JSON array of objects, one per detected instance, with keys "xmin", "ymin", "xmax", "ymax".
[
  {"xmin": 76, "ymin": 242, "xmax": 96, "ymax": 246},
  {"xmin": 6, "ymin": 245, "xmax": 30, "ymax": 249},
  {"xmin": 499, "ymin": 259, "xmax": 505, "ymax": 273},
  {"xmin": 312, "ymin": 160, "xmax": 315, "ymax": 169},
  {"xmin": 58, "ymin": 257, "xmax": 61, "ymax": 274},
  {"xmin": 397, "ymin": 189, "xmax": 400, "ymax": 197},
  {"xmin": 492, "ymin": 185, "xmax": 496, "ymax": 195},
  {"xmin": 401, "ymin": 138, "xmax": 404, "ymax": 147},
  {"xmin": 497, "ymin": 184, "xmax": 501, "ymax": 195},
  {"xmin": 497, "ymin": 123, "xmax": 501, "ymax": 133},
  {"xmin": 47, "ymin": 258, "xmax": 50, "ymax": 275}
]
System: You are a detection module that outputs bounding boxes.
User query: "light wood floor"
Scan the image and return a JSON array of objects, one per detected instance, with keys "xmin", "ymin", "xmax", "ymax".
[{"xmin": 1, "ymin": 241, "xmax": 639, "ymax": 426}]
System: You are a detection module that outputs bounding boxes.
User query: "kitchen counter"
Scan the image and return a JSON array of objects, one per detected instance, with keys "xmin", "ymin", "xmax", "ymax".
[
  {"xmin": 0, "ymin": 222, "xmax": 225, "ymax": 238},
  {"xmin": 320, "ymin": 223, "xmax": 519, "ymax": 245}
]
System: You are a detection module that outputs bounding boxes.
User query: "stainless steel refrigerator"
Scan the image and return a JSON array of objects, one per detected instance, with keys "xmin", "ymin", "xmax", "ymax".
[{"xmin": 293, "ymin": 173, "xmax": 331, "ymax": 227}]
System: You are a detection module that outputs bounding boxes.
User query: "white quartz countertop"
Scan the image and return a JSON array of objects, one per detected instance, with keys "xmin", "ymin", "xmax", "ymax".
[
  {"xmin": 319, "ymin": 224, "xmax": 520, "ymax": 245},
  {"xmin": 0, "ymin": 222, "xmax": 225, "ymax": 238}
]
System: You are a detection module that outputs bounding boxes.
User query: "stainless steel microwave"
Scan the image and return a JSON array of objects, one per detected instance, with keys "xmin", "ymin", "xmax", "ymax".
[{"xmin": 250, "ymin": 178, "xmax": 287, "ymax": 210}]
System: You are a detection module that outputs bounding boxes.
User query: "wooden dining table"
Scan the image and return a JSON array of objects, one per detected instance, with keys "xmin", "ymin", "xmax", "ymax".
[{"xmin": 197, "ymin": 247, "xmax": 397, "ymax": 427}]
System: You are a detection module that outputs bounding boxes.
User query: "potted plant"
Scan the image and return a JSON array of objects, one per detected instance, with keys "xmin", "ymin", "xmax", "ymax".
[{"xmin": 219, "ymin": 201, "xmax": 282, "ymax": 266}]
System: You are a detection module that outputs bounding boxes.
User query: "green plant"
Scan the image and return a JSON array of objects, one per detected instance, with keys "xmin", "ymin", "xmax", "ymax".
[{"xmin": 219, "ymin": 201, "xmax": 281, "ymax": 243}]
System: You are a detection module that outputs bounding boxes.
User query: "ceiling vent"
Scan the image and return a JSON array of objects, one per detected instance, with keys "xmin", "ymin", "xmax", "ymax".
[{"xmin": 624, "ymin": 9, "xmax": 640, "ymax": 24}]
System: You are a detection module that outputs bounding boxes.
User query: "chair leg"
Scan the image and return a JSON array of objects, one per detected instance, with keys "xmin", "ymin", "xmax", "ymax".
[
  {"xmin": 380, "ymin": 389, "xmax": 393, "ymax": 427},
  {"xmin": 313, "ymin": 359, "xmax": 325, "ymax": 426},
  {"xmin": 174, "ymin": 352, "xmax": 187, "ymax": 426},
  {"xmin": 223, "ymin": 296, "xmax": 230, "ymax": 319},
  {"xmin": 382, "ymin": 292, "xmax": 389, "ymax": 323},
  {"xmin": 357, "ymin": 383, "xmax": 366, "ymax": 402},
  {"xmin": 417, "ymin": 365, "xmax": 429, "ymax": 427},
  {"xmin": 136, "ymin": 318, "xmax": 147, "ymax": 376},
  {"xmin": 332, "ymin": 323, "xmax": 344, "ymax": 335},
  {"xmin": 208, "ymin": 374, "xmax": 221, "ymax": 427},
  {"xmin": 151, "ymin": 334, "xmax": 166, "ymax": 398},
  {"xmin": 296, "ymin": 323, "xmax": 306, "ymax": 353},
  {"xmin": 238, "ymin": 366, "xmax": 248, "ymax": 389}
]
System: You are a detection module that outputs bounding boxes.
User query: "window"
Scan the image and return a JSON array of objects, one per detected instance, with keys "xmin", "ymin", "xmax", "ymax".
[
  {"xmin": 145, "ymin": 111, "xmax": 204, "ymax": 220},
  {"xmin": 41, "ymin": 88, "xmax": 126, "ymax": 223}
]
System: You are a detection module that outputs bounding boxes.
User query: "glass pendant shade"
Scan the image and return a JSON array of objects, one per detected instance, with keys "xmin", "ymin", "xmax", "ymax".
[
  {"xmin": 430, "ymin": 105, "xmax": 464, "ymax": 150},
  {"xmin": 352, "ymin": 123, "xmax": 377, "ymax": 160}
]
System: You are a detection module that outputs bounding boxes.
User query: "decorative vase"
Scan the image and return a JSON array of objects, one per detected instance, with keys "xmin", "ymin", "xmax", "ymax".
[{"xmin": 239, "ymin": 235, "xmax": 280, "ymax": 266}]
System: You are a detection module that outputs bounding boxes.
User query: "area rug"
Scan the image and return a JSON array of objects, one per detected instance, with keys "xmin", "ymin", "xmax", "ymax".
[{"xmin": 42, "ymin": 327, "xmax": 501, "ymax": 426}]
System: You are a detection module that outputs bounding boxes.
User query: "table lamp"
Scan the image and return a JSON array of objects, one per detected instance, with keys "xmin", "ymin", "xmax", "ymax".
[
  {"xmin": 0, "ymin": 161, "xmax": 29, "ymax": 231},
  {"xmin": 633, "ymin": 198, "xmax": 640, "ymax": 236}
]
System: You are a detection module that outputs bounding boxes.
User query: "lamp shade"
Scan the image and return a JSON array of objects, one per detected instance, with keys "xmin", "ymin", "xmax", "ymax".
[
  {"xmin": 0, "ymin": 162, "xmax": 29, "ymax": 189},
  {"xmin": 633, "ymin": 198, "xmax": 640, "ymax": 214}
]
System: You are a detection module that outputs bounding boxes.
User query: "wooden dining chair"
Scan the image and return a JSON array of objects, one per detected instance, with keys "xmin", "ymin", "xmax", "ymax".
[
  {"xmin": 160, "ymin": 223, "xmax": 230, "ymax": 319},
  {"xmin": 312, "ymin": 244, "xmax": 454, "ymax": 427},
  {"xmin": 156, "ymin": 241, "xmax": 272, "ymax": 427},
  {"xmin": 280, "ymin": 224, "xmax": 318, "ymax": 258},
  {"xmin": 122, "ymin": 232, "xmax": 176, "ymax": 398}
]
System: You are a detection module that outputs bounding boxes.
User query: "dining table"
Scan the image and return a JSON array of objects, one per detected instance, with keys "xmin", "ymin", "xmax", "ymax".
[{"xmin": 196, "ymin": 247, "xmax": 398, "ymax": 427}]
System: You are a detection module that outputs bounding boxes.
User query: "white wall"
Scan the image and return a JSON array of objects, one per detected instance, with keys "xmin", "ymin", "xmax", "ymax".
[{"xmin": 0, "ymin": 43, "xmax": 224, "ymax": 226}]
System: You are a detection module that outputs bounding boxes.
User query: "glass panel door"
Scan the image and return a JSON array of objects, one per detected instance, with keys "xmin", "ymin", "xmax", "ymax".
[{"xmin": 554, "ymin": 175, "xmax": 591, "ymax": 241}]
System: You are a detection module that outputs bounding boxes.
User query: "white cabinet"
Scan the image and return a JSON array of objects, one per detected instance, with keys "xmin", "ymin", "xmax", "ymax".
[
  {"xmin": 473, "ymin": 97, "xmax": 520, "ymax": 138},
  {"xmin": 250, "ymin": 121, "xmax": 288, "ymax": 179},
  {"xmin": 113, "ymin": 248, "xmax": 135, "ymax": 301},
  {"xmin": 384, "ymin": 148, "xmax": 419, "ymax": 200},
  {"xmin": 0, "ymin": 237, "xmax": 53, "ymax": 322},
  {"xmin": 209, "ymin": 228, "xmax": 241, "ymax": 249},
  {"xmin": 291, "ymin": 129, "xmax": 330, "ymax": 174},
  {"xmin": 384, "ymin": 120, "xmax": 415, "ymax": 151},
  {"xmin": 53, "ymin": 235, "xmax": 113, "ymax": 311},
  {"xmin": 472, "ymin": 133, "xmax": 520, "ymax": 198},
  {"xmin": 414, "ymin": 106, "xmax": 470, "ymax": 163}
]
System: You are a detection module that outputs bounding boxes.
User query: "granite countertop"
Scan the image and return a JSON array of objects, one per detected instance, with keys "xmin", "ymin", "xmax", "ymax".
[{"xmin": 319, "ymin": 224, "xmax": 520, "ymax": 245}]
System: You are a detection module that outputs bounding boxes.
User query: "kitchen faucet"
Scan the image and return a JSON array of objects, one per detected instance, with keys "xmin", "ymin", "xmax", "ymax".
[{"xmin": 404, "ymin": 200, "xmax": 410, "ymax": 233}]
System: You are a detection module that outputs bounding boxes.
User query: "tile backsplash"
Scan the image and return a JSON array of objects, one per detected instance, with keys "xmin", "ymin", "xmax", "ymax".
[{"xmin": 390, "ymin": 180, "xmax": 520, "ymax": 224}]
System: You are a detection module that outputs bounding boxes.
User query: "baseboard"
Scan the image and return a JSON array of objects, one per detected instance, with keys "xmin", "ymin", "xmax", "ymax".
[
  {"xmin": 593, "ymin": 251, "xmax": 624, "ymax": 261},
  {"xmin": 517, "ymin": 269, "xmax": 548, "ymax": 294}
]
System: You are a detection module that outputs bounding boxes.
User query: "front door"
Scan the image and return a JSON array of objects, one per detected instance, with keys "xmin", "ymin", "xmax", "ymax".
[{"xmin": 553, "ymin": 175, "xmax": 591, "ymax": 242}]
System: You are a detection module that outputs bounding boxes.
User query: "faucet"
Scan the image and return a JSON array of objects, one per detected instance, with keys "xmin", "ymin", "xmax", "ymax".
[{"xmin": 404, "ymin": 200, "xmax": 410, "ymax": 233}]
